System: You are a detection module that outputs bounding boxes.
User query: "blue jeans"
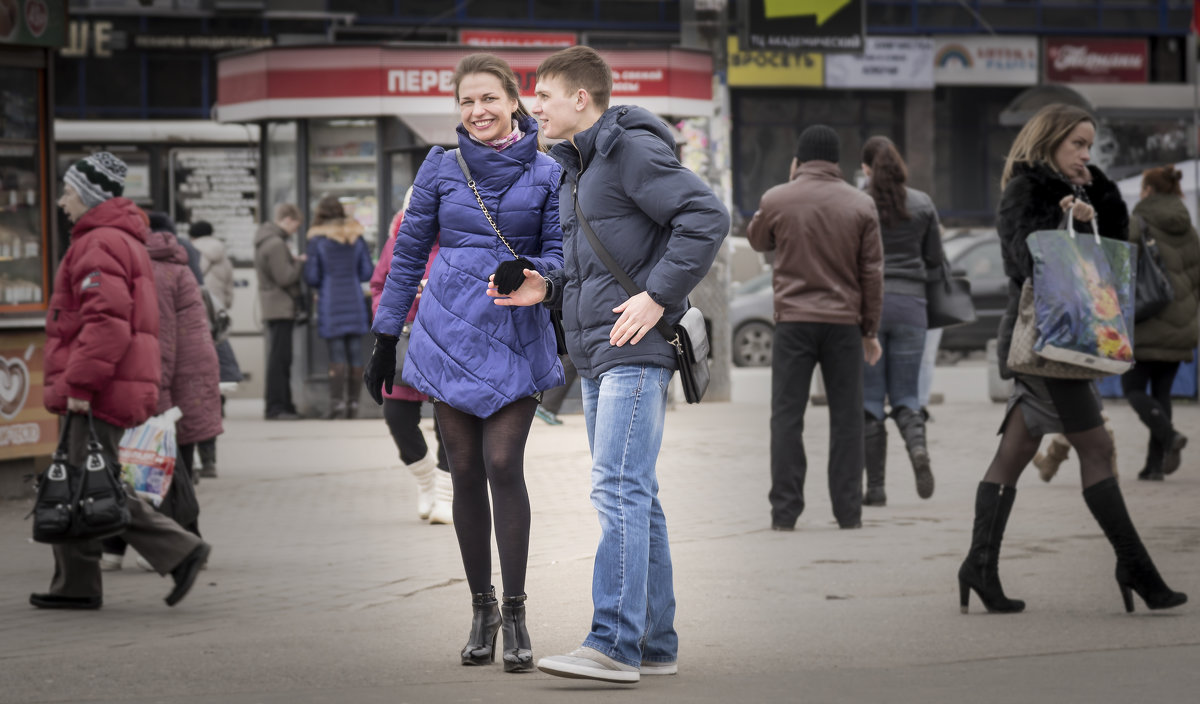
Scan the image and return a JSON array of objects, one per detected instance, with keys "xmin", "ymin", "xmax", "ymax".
[
  {"xmin": 918, "ymin": 328, "xmax": 943, "ymax": 409},
  {"xmin": 863, "ymin": 319, "xmax": 927, "ymax": 420},
  {"xmin": 326, "ymin": 334, "xmax": 362, "ymax": 365},
  {"xmin": 580, "ymin": 363, "xmax": 677, "ymax": 668}
]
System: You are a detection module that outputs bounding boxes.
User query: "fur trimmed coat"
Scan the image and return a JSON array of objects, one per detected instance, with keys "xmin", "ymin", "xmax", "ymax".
[{"xmin": 994, "ymin": 162, "xmax": 1129, "ymax": 378}]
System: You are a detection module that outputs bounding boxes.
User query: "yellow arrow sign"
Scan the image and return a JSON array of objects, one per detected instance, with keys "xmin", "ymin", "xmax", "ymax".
[{"xmin": 763, "ymin": 0, "xmax": 854, "ymax": 26}]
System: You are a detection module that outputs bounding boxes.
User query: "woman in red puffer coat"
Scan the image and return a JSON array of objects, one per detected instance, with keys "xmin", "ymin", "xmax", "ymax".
[{"xmin": 371, "ymin": 200, "xmax": 450, "ymax": 524}]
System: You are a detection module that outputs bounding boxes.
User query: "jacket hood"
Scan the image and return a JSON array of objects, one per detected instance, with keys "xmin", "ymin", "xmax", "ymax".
[
  {"xmin": 145, "ymin": 229, "xmax": 190, "ymax": 264},
  {"xmin": 72, "ymin": 197, "xmax": 149, "ymax": 243},
  {"xmin": 453, "ymin": 114, "xmax": 545, "ymax": 196},
  {"xmin": 307, "ymin": 219, "xmax": 365, "ymax": 245},
  {"xmin": 553, "ymin": 105, "xmax": 675, "ymax": 173},
  {"xmin": 255, "ymin": 221, "xmax": 288, "ymax": 248},
  {"xmin": 1134, "ymin": 194, "xmax": 1193, "ymax": 238}
]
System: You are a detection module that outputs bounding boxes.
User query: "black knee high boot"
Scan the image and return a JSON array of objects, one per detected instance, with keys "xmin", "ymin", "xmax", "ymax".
[
  {"xmin": 863, "ymin": 414, "xmax": 887, "ymax": 507},
  {"xmin": 958, "ymin": 482, "xmax": 1025, "ymax": 614},
  {"xmin": 461, "ymin": 587, "xmax": 502, "ymax": 665},
  {"xmin": 1083, "ymin": 477, "xmax": 1187, "ymax": 612},
  {"xmin": 892, "ymin": 406, "xmax": 933, "ymax": 499},
  {"xmin": 500, "ymin": 593, "xmax": 533, "ymax": 672}
]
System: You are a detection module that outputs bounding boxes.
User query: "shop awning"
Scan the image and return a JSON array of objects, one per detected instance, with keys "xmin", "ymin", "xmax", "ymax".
[
  {"xmin": 1000, "ymin": 83, "xmax": 1199, "ymax": 125},
  {"xmin": 215, "ymin": 45, "xmax": 714, "ymax": 143}
]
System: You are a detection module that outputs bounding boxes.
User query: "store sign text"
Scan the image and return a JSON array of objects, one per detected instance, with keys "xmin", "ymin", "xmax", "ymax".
[
  {"xmin": 61, "ymin": 20, "xmax": 113, "ymax": 58},
  {"xmin": 388, "ymin": 69, "xmax": 455, "ymax": 94},
  {"xmin": 1044, "ymin": 38, "xmax": 1148, "ymax": 84}
]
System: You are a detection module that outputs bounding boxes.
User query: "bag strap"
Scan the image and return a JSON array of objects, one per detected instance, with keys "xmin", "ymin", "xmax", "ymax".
[
  {"xmin": 571, "ymin": 179, "xmax": 678, "ymax": 345},
  {"xmin": 453, "ymin": 149, "xmax": 520, "ymax": 260}
]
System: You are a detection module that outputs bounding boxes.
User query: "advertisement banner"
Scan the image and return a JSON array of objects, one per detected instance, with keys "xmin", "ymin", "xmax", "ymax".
[
  {"xmin": 934, "ymin": 36, "xmax": 1039, "ymax": 86},
  {"xmin": 727, "ymin": 36, "xmax": 822, "ymax": 87},
  {"xmin": 1044, "ymin": 38, "xmax": 1148, "ymax": 84},
  {"xmin": 738, "ymin": 0, "xmax": 864, "ymax": 53},
  {"xmin": 825, "ymin": 37, "xmax": 934, "ymax": 90},
  {"xmin": 460, "ymin": 30, "xmax": 576, "ymax": 48},
  {"xmin": 0, "ymin": 332, "xmax": 56, "ymax": 461},
  {"xmin": 0, "ymin": 0, "xmax": 65, "ymax": 48}
]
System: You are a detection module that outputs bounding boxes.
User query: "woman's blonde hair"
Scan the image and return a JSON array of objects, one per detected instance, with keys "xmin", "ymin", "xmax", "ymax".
[{"xmin": 1001, "ymin": 103, "xmax": 1095, "ymax": 189}]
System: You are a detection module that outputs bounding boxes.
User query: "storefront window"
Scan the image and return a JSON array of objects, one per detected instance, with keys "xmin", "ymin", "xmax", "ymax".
[
  {"xmin": 266, "ymin": 121, "xmax": 297, "ymax": 219},
  {"xmin": 308, "ymin": 119, "xmax": 378, "ymax": 249},
  {"xmin": 0, "ymin": 67, "xmax": 47, "ymax": 311}
]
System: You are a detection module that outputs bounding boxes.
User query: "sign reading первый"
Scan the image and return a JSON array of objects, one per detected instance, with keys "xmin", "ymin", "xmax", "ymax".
[{"xmin": 738, "ymin": 0, "xmax": 864, "ymax": 53}]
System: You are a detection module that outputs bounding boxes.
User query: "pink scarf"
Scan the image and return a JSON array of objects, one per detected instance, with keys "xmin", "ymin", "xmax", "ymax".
[{"xmin": 481, "ymin": 120, "xmax": 524, "ymax": 152}]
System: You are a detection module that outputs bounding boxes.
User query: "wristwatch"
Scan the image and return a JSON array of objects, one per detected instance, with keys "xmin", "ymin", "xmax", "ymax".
[{"xmin": 541, "ymin": 275, "xmax": 555, "ymax": 302}]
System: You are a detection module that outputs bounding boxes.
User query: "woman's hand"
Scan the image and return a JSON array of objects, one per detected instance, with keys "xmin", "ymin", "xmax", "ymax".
[{"xmin": 1059, "ymin": 195, "xmax": 1095, "ymax": 222}]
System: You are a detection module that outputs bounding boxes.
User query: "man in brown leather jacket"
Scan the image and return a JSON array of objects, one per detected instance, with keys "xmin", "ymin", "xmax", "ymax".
[{"xmin": 747, "ymin": 125, "xmax": 884, "ymax": 530}]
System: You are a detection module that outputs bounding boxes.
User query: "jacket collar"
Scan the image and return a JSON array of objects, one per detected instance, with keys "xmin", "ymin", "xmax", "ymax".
[
  {"xmin": 454, "ymin": 115, "xmax": 542, "ymax": 195},
  {"xmin": 795, "ymin": 161, "xmax": 843, "ymax": 181}
]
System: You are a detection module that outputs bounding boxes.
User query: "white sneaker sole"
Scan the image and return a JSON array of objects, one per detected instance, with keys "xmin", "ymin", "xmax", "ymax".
[
  {"xmin": 536, "ymin": 658, "xmax": 639, "ymax": 684},
  {"xmin": 640, "ymin": 662, "xmax": 677, "ymax": 676}
]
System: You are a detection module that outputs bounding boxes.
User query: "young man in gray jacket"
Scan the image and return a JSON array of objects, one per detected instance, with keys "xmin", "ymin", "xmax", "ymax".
[{"xmin": 489, "ymin": 46, "xmax": 729, "ymax": 683}]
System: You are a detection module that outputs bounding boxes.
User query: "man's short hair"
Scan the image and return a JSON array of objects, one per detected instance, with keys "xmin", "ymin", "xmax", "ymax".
[
  {"xmin": 536, "ymin": 46, "xmax": 612, "ymax": 111},
  {"xmin": 273, "ymin": 203, "xmax": 300, "ymax": 222}
]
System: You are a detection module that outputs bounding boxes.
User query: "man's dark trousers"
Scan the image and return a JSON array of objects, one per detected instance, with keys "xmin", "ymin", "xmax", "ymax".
[
  {"xmin": 265, "ymin": 319, "xmax": 295, "ymax": 417},
  {"xmin": 769, "ymin": 321, "xmax": 864, "ymax": 528}
]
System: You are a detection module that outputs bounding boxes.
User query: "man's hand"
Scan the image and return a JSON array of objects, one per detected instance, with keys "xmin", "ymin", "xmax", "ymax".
[
  {"xmin": 610, "ymin": 292, "xmax": 665, "ymax": 347},
  {"xmin": 863, "ymin": 337, "xmax": 882, "ymax": 366},
  {"xmin": 488, "ymin": 270, "xmax": 546, "ymax": 307},
  {"xmin": 67, "ymin": 397, "xmax": 90, "ymax": 413},
  {"xmin": 363, "ymin": 335, "xmax": 398, "ymax": 405}
]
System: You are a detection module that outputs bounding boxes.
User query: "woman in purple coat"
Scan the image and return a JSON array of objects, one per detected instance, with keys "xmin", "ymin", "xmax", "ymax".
[{"xmin": 363, "ymin": 53, "xmax": 564, "ymax": 673}]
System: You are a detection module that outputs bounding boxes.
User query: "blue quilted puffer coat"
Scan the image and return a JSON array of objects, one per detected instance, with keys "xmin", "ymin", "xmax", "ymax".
[
  {"xmin": 372, "ymin": 116, "xmax": 565, "ymax": 417},
  {"xmin": 304, "ymin": 219, "xmax": 374, "ymax": 339}
]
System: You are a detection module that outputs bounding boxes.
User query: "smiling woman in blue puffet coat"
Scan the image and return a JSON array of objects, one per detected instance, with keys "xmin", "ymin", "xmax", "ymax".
[{"xmin": 363, "ymin": 53, "xmax": 564, "ymax": 674}]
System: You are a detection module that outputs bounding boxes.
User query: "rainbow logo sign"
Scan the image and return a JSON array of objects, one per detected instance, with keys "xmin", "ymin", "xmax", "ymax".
[{"xmin": 935, "ymin": 44, "xmax": 972, "ymax": 69}]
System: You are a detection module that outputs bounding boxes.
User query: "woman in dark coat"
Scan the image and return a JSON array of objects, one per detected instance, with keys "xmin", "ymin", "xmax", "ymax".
[
  {"xmin": 304, "ymin": 195, "xmax": 375, "ymax": 418},
  {"xmin": 859, "ymin": 136, "xmax": 945, "ymax": 505},
  {"xmin": 1121, "ymin": 165, "xmax": 1200, "ymax": 480},
  {"xmin": 958, "ymin": 103, "xmax": 1185, "ymax": 615}
]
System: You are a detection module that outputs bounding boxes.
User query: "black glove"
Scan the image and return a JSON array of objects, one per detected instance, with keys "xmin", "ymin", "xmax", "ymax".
[
  {"xmin": 493, "ymin": 257, "xmax": 534, "ymax": 295},
  {"xmin": 363, "ymin": 334, "xmax": 398, "ymax": 405}
]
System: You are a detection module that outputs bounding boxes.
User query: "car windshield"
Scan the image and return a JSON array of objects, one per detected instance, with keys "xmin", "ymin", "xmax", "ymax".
[
  {"xmin": 734, "ymin": 271, "xmax": 772, "ymax": 296},
  {"xmin": 943, "ymin": 229, "xmax": 997, "ymax": 262}
]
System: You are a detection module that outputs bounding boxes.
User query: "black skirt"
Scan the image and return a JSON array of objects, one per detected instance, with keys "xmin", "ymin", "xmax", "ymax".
[{"xmin": 1001, "ymin": 374, "xmax": 1104, "ymax": 436}]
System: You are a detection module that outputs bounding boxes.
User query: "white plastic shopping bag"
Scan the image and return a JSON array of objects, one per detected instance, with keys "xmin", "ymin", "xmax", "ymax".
[{"xmin": 118, "ymin": 407, "xmax": 182, "ymax": 507}]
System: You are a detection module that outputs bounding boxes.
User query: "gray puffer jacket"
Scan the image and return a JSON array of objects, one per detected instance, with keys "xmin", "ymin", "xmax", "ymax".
[
  {"xmin": 545, "ymin": 105, "xmax": 730, "ymax": 379},
  {"xmin": 254, "ymin": 221, "xmax": 303, "ymax": 322}
]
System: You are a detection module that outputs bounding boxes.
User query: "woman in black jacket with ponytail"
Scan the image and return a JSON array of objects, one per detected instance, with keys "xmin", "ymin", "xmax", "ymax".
[{"xmin": 958, "ymin": 103, "xmax": 1186, "ymax": 615}]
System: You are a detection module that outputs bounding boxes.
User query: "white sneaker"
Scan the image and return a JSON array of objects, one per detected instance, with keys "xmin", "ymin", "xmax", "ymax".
[
  {"xmin": 537, "ymin": 647, "xmax": 640, "ymax": 684},
  {"xmin": 99, "ymin": 553, "xmax": 123, "ymax": 571},
  {"xmin": 640, "ymin": 660, "xmax": 678, "ymax": 676}
]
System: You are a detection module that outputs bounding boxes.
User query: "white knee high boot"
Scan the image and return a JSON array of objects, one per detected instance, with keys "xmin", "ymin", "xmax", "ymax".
[
  {"xmin": 427, "ymin": 471, "xmax": 454, "ymax": 525},
  {"xmin": 405, "ymin": 454, "xmax": 438, "ymax": 520}
]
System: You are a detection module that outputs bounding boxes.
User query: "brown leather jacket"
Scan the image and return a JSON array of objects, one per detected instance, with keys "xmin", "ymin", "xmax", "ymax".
[{"xmin": 746, "ymin": 161, "xmax": 883, "ymax": 336}]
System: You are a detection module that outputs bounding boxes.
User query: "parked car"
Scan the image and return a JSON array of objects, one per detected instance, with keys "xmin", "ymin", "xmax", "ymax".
[
  {"xmin": 730, "ymin": 271, "xmax": 774, "ymax": 367},
  {"xmin": 729, "ymin": 229, "xmax": 1004, "ymax": 366},
  {"xmin": 938, "ymin": 229, "xmax": 1006, "ymax": 352}
]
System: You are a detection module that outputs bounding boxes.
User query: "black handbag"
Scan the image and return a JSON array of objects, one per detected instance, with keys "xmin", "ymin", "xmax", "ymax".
[
  {"xmin": 571, "ymin": 184, "xmax": 710, "ymax": 404},
  {"xmin": 31, "ymin": 412, "xmax": 131, "ymax": 544},
  {"xmin": 1133, "ymin": 215, "xmax": 1174, "ymax": 323},
  {"xmin": 926, "ymin": 260, "xmax": 977, "ymax": 329}
]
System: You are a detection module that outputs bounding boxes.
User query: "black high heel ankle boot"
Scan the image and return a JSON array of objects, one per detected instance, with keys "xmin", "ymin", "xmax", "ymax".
[
  {"xmin": 461, "ymin": 587, "xmax": 501, "ymax": 665},
  {"xmin": 958, "ymin": 482, "xmax": 1026, "ymax": 614},
  {"xmin": 500, "ymin": 593, "xmax": 533, "ymax": 672},
  {"xmin": 1083, "ymin": 477, "xmax": 1187, "ymax": 613}
]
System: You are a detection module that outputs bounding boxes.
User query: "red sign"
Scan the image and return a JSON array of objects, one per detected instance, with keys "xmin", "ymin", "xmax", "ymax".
[
  {"xmin": 216, "ymin": 46, "xmax": 714, "ymax": 122},
  {"xmin": 1044, "ymin": 38, "xmax": 1148, "ymax": 84},
  {"xmin": 460, "ymin": 30, "xmax": 576, "ymax": 48}
]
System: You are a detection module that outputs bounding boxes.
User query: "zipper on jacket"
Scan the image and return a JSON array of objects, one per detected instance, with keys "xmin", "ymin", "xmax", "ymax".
[{"xmin": 569, "ymin": 142, "xmax": 587, "ymax": 367}]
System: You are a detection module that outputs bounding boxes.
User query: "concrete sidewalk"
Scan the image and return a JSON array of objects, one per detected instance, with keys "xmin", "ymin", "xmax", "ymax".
[{"xmin": 0, "ymin": 363, "xmax": 1197, "ymax": 703}]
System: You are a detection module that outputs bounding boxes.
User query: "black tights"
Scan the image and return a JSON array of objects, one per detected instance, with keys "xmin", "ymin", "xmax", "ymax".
[
  {"xmin": 983, "ymin": 404, "xmax": 1115, "ymax": 490},
  {"xmin": 434, "ymin": 396, "xmax": 538, "ymax": 597}
]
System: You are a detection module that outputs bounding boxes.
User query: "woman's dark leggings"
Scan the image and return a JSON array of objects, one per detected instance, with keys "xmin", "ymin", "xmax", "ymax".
[
  {"xmin": 434, "ymin": 396, "xmax": 539, "ymax": 597},
  {"xmin": 1120, "ymin": 360, "xmax": 1181, "ymax": 445},
  {"xmin": 382, "ymin": 398, "xmax": 447, "ymax": 470}
]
